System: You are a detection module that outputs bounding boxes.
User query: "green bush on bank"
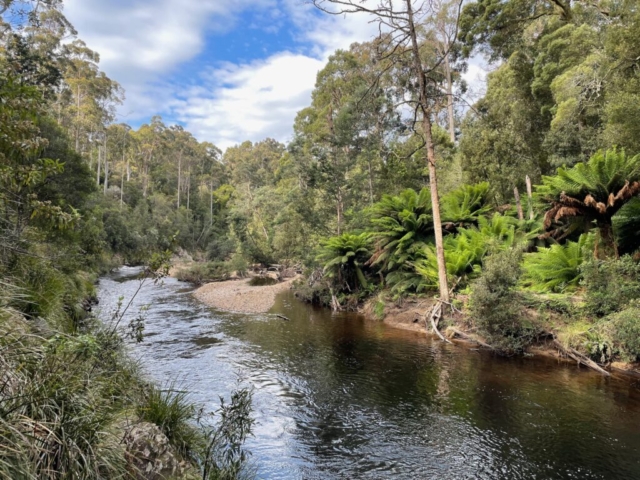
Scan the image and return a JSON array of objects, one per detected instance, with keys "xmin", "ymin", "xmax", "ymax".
[
  {"xmin": 470, "ymin": 249, "xmax": 536, "ymax": 353},
  {"xmin": 582, "ymin": 255, "xmax": 640, "ymax": 317},
  {"xmin": 175, "ymin": 261, "xmax": 232, "ymax": 285},
  {"xmin": 607, "ymin": 307, "xmax": 640, "ymax": 362}
]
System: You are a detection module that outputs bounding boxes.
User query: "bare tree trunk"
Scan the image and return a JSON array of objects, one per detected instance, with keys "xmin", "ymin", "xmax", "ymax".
[
  {"xmin": 96, "ymin": 145, "xmax": 101, "ymax": 187},
  {"xmin": 525, "ymin": 175, "xmax": 534, "ymax": 220},
  {"xmin": 444, "ymin": 54, "xmax": 455, "ymax": 143},
  {"xmin": 75, "ymin": 85, "xmax": 81, "ymax": 152},
  {"xmin": 336, "ymin": 187, "xmax": 343, "ymax": 235},
  {"xmin": 210, "ymin": 181, "xmax": 214, "ymax": 226},
  {"xmin": 177, "ymin": 150, "xmax": 182, "ymax": 209},
  {"xmin": 407, "ymin": 0, "xmax": 449, "ymax": 302},
  {"xmin": 368, "ymin": 157, "xmax": 374, "ymax": 205},
  {"xmin": 186, "ymin": 166, "xmax": 191, "ymax": 210},
  {"xmin": 514, "ymin": 187, "xmax": 524, "ymax": 220},
  {"xmin": 120, "ymin": 138, "xmax": 126, "ymax": 208},
  {"xmin": 103, "ymin": 136, "xmax": 109, "ymax": 194}
]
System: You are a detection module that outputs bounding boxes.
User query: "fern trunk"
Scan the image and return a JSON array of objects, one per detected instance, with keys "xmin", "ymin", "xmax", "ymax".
[{"xmin": 596, "ymin": 219, "xmax": 618, "ymax": 259}]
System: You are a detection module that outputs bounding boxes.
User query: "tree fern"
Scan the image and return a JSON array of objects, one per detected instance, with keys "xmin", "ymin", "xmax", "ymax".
[
  {"xmin": 537, "ymin": 148, "xmax": 640, "ymax": 257},
  {"xmin": 317, "ymin": 233, "xmax": 371, "ymax": 291},
  {"xmin": 441, "ymin": 182, "xmax": 493, "ymax": 226},
  {"xmin": 368, "ymin": 188, "xmax": 433, "ymax": 272},
  {"xmin": 614, "ymin": 198, "xmax": 640, "ymax": 255},
  {"xmin": 522, "ymin": 234, "xmax": 591, "ymax": 292}
]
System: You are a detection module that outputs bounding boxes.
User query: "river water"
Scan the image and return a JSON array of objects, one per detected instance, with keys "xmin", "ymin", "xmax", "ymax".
[{"xmin": 98, "ymin": 268, "xmax": 640, "ymax": 479}]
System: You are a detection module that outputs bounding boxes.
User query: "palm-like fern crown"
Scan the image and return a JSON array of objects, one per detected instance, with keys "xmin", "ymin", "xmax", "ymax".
[
  {"xmin": 368, "ymin": 188, "xmax": 433, "ymax": 271},
  {"xmin": 317, "ymin": 233, "xmax": 371, "ymax": 272},
  {"xmin": 441, "ymin": 182, "xmax": 492, "ymax": 224},
  {"xmin": 538, "ymin": 149, "xmax": 640, "ymax": 203},
  {"xmin": 317, "ymin": 232, "xmax": 371, "ymax": 289},
  {"xmin": 537, "ymin": 149, "xmax": 640, "ymax": 235},
  {"xmin": 522, "ymin": 234, "xmax": 590, "ymax": 292}
]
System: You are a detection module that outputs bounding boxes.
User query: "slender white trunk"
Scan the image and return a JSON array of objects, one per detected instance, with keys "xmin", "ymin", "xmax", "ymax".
[
  {"xmin": 103, "ymin": 136, "xmax": 109, "ymax": 194},
  {"xmin": 407, "ymin": 0, "xmax": 449, "ymax": 302},
  {"xmin": 444, "ymin": 54, "xmax": 455, "ymax": 143},
  {"xmin": 177, "ymin": 151, "xmax": 182, "ymax": 209}
]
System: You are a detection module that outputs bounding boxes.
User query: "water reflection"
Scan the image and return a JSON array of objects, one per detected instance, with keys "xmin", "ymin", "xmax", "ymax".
[{"xmin": 97, "ymin": 268, "xmax": 640, "ymax": 479}]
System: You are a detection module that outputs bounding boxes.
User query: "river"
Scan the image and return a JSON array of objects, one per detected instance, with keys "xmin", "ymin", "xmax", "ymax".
[{"xmin": 97, "ymin": 267, "xmax": 640, "ymax": 479}]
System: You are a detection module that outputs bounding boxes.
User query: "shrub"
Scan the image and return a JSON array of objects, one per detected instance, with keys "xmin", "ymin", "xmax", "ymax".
[
  {"xmin": 522, "ymin": 234, "xmax": 590, "ymax": 292},
  {"xmin": 175, "ymin": 262, "xmax": 230, "ymax": 285},
  {"xmin": 607, "ymin": 307, "xmax": 640, "ymax": 362},
  {"xmin": 582, "ymin": 255, "xmax": 640, "ymax": 316},
  {"xmin": 470, "ymin": 249, "xmax": 535, "ymax": 353}
]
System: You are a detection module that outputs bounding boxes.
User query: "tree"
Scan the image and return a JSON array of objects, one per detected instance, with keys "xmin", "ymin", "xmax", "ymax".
[
  {"xmin": 312, "ymin": 0, "xmax": 465, "ymax": 302},
  {"xmin": 537, "ymin": 148, "xmax": 640, "ymax": 258}
]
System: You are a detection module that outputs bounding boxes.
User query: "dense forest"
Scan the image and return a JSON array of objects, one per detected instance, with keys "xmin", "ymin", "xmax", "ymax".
[{"xmin": 2, "ymin": 0, "xmax": 640, "ymax": 478}]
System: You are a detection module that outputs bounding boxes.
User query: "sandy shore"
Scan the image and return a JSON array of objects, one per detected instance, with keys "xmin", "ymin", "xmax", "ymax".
[{"xmin": 193, "ymin": 277, "xmax": 297, "ymax": 314}]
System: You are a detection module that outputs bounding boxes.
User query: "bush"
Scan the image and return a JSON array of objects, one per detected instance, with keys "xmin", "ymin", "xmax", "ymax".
[
  {"xmin": 175, "ymin": 262, "xmax": 230, "ymax": 285},
  {"xmin": 582, "ymin": 255, "xmax": 640, "ymax": 316},
  {"xmin": 470, "ymin": 249, "xmax": 535, "ymax": 353},
  {"xmin": 606, "ymin": 307, "xmax": 640, "ymax": 362}
]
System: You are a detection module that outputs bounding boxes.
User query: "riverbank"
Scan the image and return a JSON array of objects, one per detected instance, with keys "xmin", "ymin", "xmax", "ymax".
[
  {"xmin": 361, "ymin": 295, "xmax": 640, "ymax": 377},
  {"xmin": 193, "ymin": 276, "xmax": 299, "ymax": 313}
]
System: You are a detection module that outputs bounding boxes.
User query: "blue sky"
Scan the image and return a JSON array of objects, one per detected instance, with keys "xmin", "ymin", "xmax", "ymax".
[{"xmin": 64, "ymin": 0, "xmax": 487, "ymax": 151}]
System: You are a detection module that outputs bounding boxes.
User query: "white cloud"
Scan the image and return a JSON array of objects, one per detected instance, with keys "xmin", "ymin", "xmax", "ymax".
[
  {"xmin": 174, "ymin": 52, "xmax": 325, "ymax": 150},
  {"xmin": 170, "ymin": 1, "xmax": 379, "ymax": 150},
  {"xmin": 63, "ymin": 0, "xmax": 486, "ymax": 151},
  {"xmin": 63, "ymin": 0, "xmax": 277, "ymax": 118}
]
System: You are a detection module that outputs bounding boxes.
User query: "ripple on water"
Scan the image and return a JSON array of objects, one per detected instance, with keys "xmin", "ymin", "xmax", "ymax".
[{"xmin": 98, "ymin": 271, "xmax": 640, "ymax": 480}]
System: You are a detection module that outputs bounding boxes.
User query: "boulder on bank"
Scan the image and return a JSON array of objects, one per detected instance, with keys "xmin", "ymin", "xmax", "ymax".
[{"xmin": 124, "ymin": 422, "xmax": 192, "ymax": 480}]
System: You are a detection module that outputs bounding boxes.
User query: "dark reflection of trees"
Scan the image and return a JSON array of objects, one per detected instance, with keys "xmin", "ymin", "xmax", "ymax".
[{"xmin": 223, "ymin": 291, "xmax": 640, "ymax": 479}]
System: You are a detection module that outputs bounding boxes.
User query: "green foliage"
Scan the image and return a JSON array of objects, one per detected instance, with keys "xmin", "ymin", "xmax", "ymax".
[
  {"xmin": 137, "ymin": 383, "xmax": 199, "ymax": 458},
  {"xmin": 606, "ymin": 307, "xmax": 640, "ymax": 362},
  {"xmin": 175, "ymin": 262, "xmax": 230, "ymax": 285},
  {"xmin": 396, "ymin": 213, "xmax": 520, "ymax": 296},
  {"xmin": 522, "ymin": 234, "xmax": 590, "ymax": 293},
  {"xmin": 317, "ymin": 232, "xmax": 371, "ymax": 292},
  {"xmin": 368, "ymin": 187, "xmax": 433, "ymax": 273},
  {"xmin": 470, "ymin": 249, "xmax": 535, "ymax": 353},
  {"xmin": 614, "ymin": 198, "xmax": 640, "ymax": 255},
  {"xmin": 441, "ymin": 182, "xmax": 492, "ymax": 225},
  {"xmin": 200, "ymin": 389, "xmax": 255, "ymax": 480},
  {"xmin": 537, "ymin": 148, "xmax": 640, "ymax": 255},
  {"xmin": 537, "ymin": 148, "xmax": 640, "ymax": 201},
  {"xmin": 582, "ymin": 256, "xmax": 640, "ymax": 317}
]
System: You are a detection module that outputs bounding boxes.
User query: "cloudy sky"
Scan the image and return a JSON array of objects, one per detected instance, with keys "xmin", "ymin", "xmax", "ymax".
[{"xmin": 64, "ymin": 0, "xmax": 487, "ymax": 151}]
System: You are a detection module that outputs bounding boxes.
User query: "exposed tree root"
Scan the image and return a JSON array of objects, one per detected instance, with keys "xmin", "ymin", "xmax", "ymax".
[{"xmin": 424, "ymin": 300, "xmax": 451, "ymax": 344}]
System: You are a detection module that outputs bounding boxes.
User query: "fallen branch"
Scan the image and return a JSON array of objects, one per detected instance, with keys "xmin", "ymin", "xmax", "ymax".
[
  {"xmin": 447, "ymin": 328, "xmax": 494, "ymax": 350},
  {"xmin": 274, "ymin": 314, "xmax": 290, "ymax": 321},
  {"xmin": 552, "ymin": 339, "xmax": 610, "ymax": 376}
]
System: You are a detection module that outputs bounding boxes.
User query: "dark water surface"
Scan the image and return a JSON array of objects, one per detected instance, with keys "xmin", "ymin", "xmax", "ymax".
[{"xmin": 98, "ymin": 268, "xmax": 640, "ymax": 479}]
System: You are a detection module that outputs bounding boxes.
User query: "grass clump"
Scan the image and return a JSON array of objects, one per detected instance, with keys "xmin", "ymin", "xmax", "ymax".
[{"xmin": 137, "ymin": 383, "xmax": 199, "ymax": 458}]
